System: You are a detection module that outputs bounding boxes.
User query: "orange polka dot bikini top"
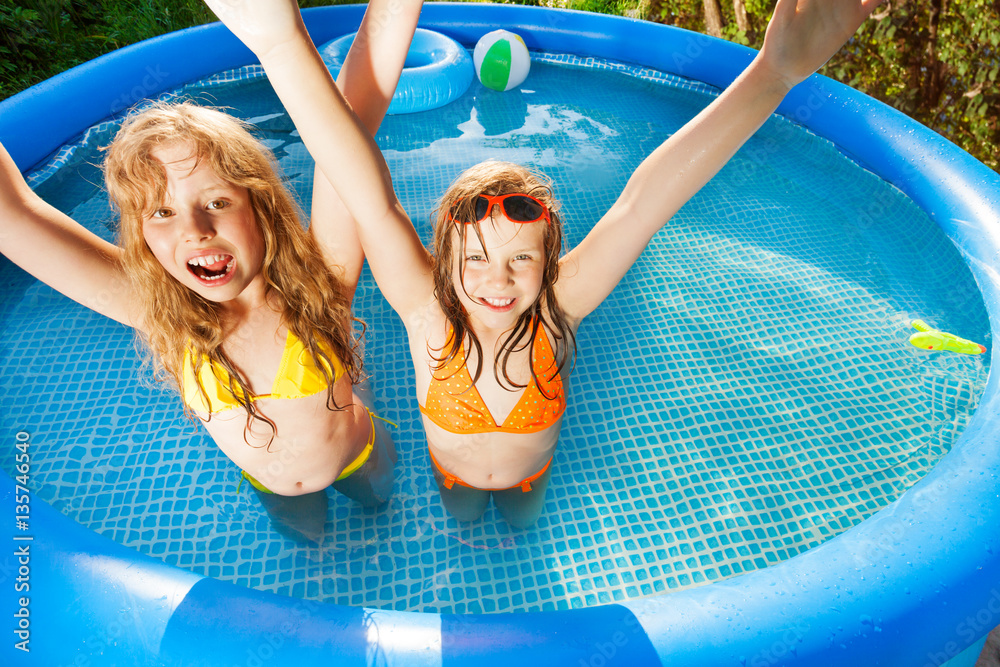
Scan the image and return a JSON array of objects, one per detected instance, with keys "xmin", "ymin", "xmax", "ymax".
[{"xmin": 419, "ymin": 323, "xmax": 565, "ymax": 434}]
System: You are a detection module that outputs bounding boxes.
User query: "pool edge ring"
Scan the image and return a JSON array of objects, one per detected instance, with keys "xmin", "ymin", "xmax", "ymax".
[
  {"xmin": 319, "ymin": 28, "xmax": 474, "ymax": 115},
  {"xmin": 5, "ymin": 5, "xmax": 1000, "ymax": 667}
]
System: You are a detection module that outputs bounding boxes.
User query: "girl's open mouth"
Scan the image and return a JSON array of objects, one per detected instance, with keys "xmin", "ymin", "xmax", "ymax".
[
  {"xmin": 479, "ymin": 296, "xmax": 516, "ymax": 312},
  {"xmin": 187, "ymin": 253, "xmax": 236, "ymax": 286}
]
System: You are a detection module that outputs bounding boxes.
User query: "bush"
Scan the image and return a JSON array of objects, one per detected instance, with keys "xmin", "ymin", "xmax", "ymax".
[{"xmin": 1, "ymin": 0, "xmax": 995, "ymax": 171}]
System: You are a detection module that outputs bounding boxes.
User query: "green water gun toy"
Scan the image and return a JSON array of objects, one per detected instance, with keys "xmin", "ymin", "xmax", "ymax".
[{"xmin": 908, "ymin": 320, "xmax": 986, "ymax": 355}]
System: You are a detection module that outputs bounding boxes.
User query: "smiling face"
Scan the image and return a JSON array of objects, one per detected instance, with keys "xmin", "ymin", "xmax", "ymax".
[
  {"xmin": 452, "ymin": 211, "xmax": 547, "ymax": 332},
  {"xmin": 141, "ymin": 142, "xmax": 266, "ymax": 307}
]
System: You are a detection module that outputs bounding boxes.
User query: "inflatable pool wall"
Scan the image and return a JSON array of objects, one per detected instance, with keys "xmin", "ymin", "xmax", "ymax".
[{"xmin": 2, "ymin": 4, "xmax": 999, "ymax": 666}]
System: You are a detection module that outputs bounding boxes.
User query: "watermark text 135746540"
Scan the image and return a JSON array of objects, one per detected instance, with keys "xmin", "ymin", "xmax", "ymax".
[{"xmin": 12, "ymin": 430, "xmax": 32, "ymax": 653}]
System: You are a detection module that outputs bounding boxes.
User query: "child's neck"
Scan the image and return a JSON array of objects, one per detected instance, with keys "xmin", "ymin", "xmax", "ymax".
[
  {"xmin": 468, "ymin": 316, "xmax": 539, "ymax": 358},
  {"xmin": 219, "ymin": 287, "xmax": 282, "ymax": 333},
  {"xmin": 468, "ymin": 320, "xmax": 511, "ymax": 347}
]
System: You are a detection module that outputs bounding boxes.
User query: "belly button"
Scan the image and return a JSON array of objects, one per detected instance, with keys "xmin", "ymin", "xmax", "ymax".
[{"xmin": 296, "ymin": 482, "xmax": 303, "ymax": 488}]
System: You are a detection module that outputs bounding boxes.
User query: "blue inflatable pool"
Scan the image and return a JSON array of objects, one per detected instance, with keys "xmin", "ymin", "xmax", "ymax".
[{"xmin": 2, "ymin": 4, "xmax": 999, "ymax": 666}]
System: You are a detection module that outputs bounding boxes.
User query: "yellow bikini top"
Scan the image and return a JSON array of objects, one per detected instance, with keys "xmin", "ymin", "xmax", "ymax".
[{"xmin": 181, "ymin": 331, "xmax": 345, "ymax": 414}]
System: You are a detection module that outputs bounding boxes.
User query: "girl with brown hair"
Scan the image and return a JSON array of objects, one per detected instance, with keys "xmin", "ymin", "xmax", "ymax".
[{"xmin": 208, "ymin": 0, "xmax": 883, "ymax": 528}]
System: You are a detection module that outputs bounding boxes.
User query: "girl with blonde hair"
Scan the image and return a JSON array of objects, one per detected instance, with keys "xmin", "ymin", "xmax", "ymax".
[
  {"xmin": 208, "ymin": 0, "xmax": 883, "ymax": 528},
  {"xmin": 0, "ymin": 0, "xmax": 423, "ymax": 543}
]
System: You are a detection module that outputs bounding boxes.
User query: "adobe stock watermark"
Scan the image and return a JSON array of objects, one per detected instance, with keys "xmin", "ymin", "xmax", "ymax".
[
  {"xmin": 923, "ymin": 588, "xmax": 1000, "ymax": 667},
  {"xmin": 231, "ymin": 597, "xmax": 330, "ymax": 667},
  {"xmin": 576, "ymin": 613, "xmax": 647, "ymax": 667},
  {"xmin": 667, "ymin": 32, "xmax": 716, "ymax": 79},
  {"xmin": 57, "ymin": 602, "xmax": 144, "ymax": 667},
  {"xmin": 405, "ymin": 300, "xmax": 439, "ymax": 338},
  {"xmin": 82, "ymin": 273, "xmax": 130, "ymax": 315},
  {"xmin": 745, "ymin": 621, "xmax": 811, "ymax": 667},
  {"xmin": 108, "ymin": 65, "xmax": 170, "ymax": 115},
  {"xmin": 361, "ymin": 0, "xmax": 415, "ymax": 41},
  {"xmin": 248, "ymin": 436, "xmax": 310, "ymax": 491},
  {"xmin": 849, "ymin": 481, "xmax": 948, "ymax": 568},
  {"xmin": 785, "ymin": 78, "xmax": 833, "ymax": 125}
]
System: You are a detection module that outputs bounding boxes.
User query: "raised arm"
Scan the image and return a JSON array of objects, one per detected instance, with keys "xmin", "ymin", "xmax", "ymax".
[
  {"xmin": 0, "ymin": 142, "xmax": 138, "ymax": 327},
  {"xmin": 309, "ymin": 0, "xmax": 422, "ymax": 299},
  {"xmin": 204, "ymin": 0, "xmax": 436, "ymax": 321},
  {"xmin": 556, "ymin": 0, "xmax": 884, "ymax": 321}
]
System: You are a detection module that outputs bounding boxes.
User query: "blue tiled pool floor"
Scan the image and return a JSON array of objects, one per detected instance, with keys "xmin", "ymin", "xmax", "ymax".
[{"xmin": 0, "ymin": 55, "xmax": 989, "ymax": 614}]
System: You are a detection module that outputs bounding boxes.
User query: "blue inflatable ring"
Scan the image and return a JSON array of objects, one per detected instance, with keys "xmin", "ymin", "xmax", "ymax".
[{"xmin": 319, "ymin": 27, "xmax": 474, "ymax": 115}]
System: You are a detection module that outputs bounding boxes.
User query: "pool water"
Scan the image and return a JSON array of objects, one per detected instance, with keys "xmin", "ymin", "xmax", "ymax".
[{"xmin": 0, "ymin": 53, "xmax": 989, "ymax": 614}]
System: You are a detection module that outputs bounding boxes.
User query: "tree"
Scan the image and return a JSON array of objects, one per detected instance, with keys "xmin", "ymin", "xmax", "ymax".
[
  {"xmin": 645, "ymin": 0, "xmax": 999, "ymax": 172},
  {"xmin": 1, "ymin": 0, "xmax": 996, "ymax": 171},
  {"xmin": 733, "ymin": 0, "xmax": 752, "ymax": 37},
  {"xmin": 703, "ymin": 0, "xmax": 725, "ymax": 37},
  {"xmin": 825, "ymin": 0, "xmax": 999, "ymax": 172}
]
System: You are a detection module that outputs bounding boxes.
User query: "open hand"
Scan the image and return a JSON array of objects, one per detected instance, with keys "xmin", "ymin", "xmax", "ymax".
[
  {"xmin": 202, "ymin": 0, "xmax": 306, "ymax": 58},
  {"xmin": 759, "ymin": 0, "xmax": 885, "ymax": 87}
]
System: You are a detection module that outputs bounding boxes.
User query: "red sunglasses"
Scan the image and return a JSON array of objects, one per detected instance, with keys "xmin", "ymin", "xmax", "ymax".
[{"xmin": 448, "ymin": 193, "xmax": 551, "ymax": 225}]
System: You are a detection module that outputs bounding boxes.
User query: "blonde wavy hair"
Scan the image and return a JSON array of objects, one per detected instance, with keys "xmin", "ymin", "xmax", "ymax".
[
  {"xmin": 104, "ymin": 102, "xmax": 363, "ymax": 441},
  {"xmin": 432, "ymin": 160, "xmax": 575, "ymax": 394}
]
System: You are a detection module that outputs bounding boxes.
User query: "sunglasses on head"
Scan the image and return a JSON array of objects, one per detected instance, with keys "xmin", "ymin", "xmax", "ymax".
[{"xmin": 448, "ymin": 193, "xmax": 550, "ymax": 225}]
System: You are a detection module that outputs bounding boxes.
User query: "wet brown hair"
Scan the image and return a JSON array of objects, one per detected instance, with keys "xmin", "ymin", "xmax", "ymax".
[
  {"xmin": 431, "ymin": 160, "xmax": 575, "ymax": 394},
  {"xmin": 104, "ymin": 102, "xmax": 362, "ymax": 443}
]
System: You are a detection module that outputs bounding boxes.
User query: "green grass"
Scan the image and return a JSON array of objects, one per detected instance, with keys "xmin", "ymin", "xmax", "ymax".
[
  {"xmin": 0, "ymin": 1, "xmax": 637, "ymax": 100},
  {"xmin": 0, "ymin": 0, "xmax": 355, "ymax": 99}
]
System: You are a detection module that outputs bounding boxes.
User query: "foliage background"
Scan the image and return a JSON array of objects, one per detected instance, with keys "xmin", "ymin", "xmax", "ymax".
[{"xmin": 0, "ymin": 0, "xmax": 997, "ymax": 171}]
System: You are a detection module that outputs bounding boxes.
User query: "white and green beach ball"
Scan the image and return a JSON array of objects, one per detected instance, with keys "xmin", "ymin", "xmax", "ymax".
[{"xmin": 473, "ymin": 30, "xmax": 531, "ymax": 91}]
